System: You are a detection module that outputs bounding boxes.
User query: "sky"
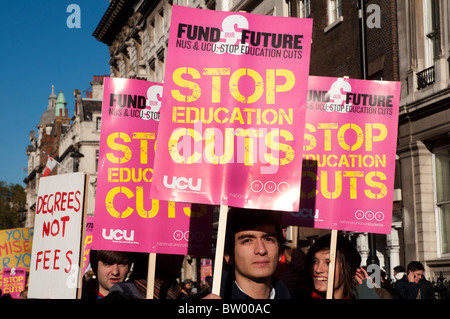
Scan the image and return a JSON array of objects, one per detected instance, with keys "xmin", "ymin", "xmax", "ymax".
[{"xmin": 0, "ymin": 1, "xmax": 111, "ymax": 186}]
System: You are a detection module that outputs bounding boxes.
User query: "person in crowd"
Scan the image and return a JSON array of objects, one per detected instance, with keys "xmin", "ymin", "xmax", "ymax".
[
  {"xmin": 204, "ymin": 207, "xmax": 290, "ymax": 299},
  {"xmin": 106, "ymin": 253, "xmax": 183, "ymax": 299},
  {"xmin": 178, "ymin": 279, "xmax": 194, "ymax": 299},
  {"xmin": 393, "ymin": 265, "xmax": 406, "ymax": 282},
  {"xmin": 288, "ymin": 233, "xmax": 379, "ymax": 299},
  {"xmin": 393, "ymin": 261, "xmax": 434, "ymax": 299},
  {"xmin": 82, "ymin": 250, "xmax": 131, "ymax": 299}
]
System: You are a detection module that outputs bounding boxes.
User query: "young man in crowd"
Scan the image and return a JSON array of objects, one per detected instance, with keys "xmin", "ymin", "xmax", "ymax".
[
  {"xmin": 393, "ymin": 261, "xmax": 434, "ymax": 299},
  {"xmin": 82, "ymin": 250, "xmax": 131, "ymax": 299},
  {"xmin": 205, "ymin": 207, "xmax": 290, "ymax": 299}
]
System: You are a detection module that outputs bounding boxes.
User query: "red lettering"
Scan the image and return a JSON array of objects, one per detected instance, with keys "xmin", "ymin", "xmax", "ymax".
[
  {"xmin": 67, "ymin": 192, "xmax": 74, "ymax": 210},
  {"xmin": 60, "ymin": 216, "xmax": 70, "ymax": 237},
  {"xmin": 51, "ymin": 219, "xmax": 59, "ymax": 236},
  {"xmin": 36, "ymin": 196, "xmax": 43, "ymax": 214},
  {"xmin": 35, "ymin": 249, "xmax": 67, "ymax": 271},
  {"xmin": 65, "ymin": 251, "xmax": 73, "ymax": 273},
  {"xmin": 43, "ymin": 195, "xmax": 48, "ymax": 214},
  {"xmin": 36, "ymin": 191, "xmax": 82, "ymax": 216},
  {"xmin": 42, "ymin": 221, "xmax": 51, "ymax": 237},
  {"xmin": 35, "ymin": 251, "xmax": 43, "ymax": 271},
  {"xmin": 47, "ymin": 194, "xmax": 54, "ymax": 214},
  {"xmin": 43, "ymin": 250, "xmax": 51, "ymax": 269},
  {"xmin": 42, "ymin": 216, "xmax": 70, "ymax": 238},
  {"xmin": 12, "ymin": 240, "xmax": 23, "ymax": 254},
  {"xmin": 54, "ymin": 192, "xmax": 61, "ymax": 211},
  {"xmin": 53, "ymin": 249, "xmax": 60, "ymax": 270},
  {"xmin": 74, "ymin": 191, "xmax": 81, "ymax": 212},
  {"xmin": 61, "ymin": 192, "xmax": 68, "ymax": 211}
]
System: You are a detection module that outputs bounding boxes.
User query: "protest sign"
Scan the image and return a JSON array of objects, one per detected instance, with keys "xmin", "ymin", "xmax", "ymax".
[
  {"xmin": 151, "ymin": 5, "xmax": 313, "ymax": 212},
  {"xmin": 28, "ymin": 172, "xmax": 87, "ymax": 299},
  {"xmin": 2, "ymin": 267, "xmax": 27, "ymax": 298},
  {"xmin": 82, "ymin": 216, "xmax": 93, "ymax": 274},
  {"xmin": 0, "ymin": 227, "xmax": 33, "ymax": 291},
  {"xmin": 92, "ymin": 77, "xmax": 213, "ymax": 256},
  {"xmin": 282, "ymin": 76, "xmax": 401, "ymax": 234}
]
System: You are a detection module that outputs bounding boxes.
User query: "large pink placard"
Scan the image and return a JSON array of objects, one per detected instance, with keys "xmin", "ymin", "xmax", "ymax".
[
  {"xmin": 151, "ymin": 6, "xmax": 313, "ymax": 212},
  {"xmin": 92, "ymin": 77, "xmax": 213, "ymax": 255},
  {"xmin": 282, "ymin": 76, "xmax": 401, "ymax": 234}
]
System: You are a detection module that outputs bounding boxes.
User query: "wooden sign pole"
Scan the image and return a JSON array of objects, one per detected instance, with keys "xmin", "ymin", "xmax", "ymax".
[
  {"xmin": 326, "ymin": 229, "xmax": 338, "ymax": 299},
  {"xmin": 211, "ymin": 205, "xmax": 228, "ymax": 296},
  {"xmin": 146, "ymin": 252, "xmax": 157, "ymax": 299},
  {"xmin": 76, "ymin": 173, "xmax": 89, "ymax": 299}
]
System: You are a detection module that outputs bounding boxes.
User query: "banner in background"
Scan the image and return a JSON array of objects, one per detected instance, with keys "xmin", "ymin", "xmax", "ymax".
[
  {"xmin": 82, "ymin": 216, "xmax": 93, "ymax": 274},
  {"xmin": 282, "ymin": 76, "xmax": 401, "ymax": 234},
  {"xmin": 92, "ymin": 77, "xmax": 213, "ymax": 256},
  {"xmin": 2, "ymin": 267, "xmax": 27, "ymax": 298},
  {"xmin": 0, "ymin": 228, "xmax": 33, "ymax": 292},
  {"xmin": 151, "ymin": 6, "xmax": 313, "ymax": 212},
  {"xmin": 28, "ymin": 172, "xmax": 86, "ymax": 299}
]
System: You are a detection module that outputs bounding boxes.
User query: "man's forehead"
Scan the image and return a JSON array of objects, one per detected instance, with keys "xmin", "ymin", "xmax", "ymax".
[{"xmin": 235, "ymin": 224, "xmax": 277, "ymax": 236}]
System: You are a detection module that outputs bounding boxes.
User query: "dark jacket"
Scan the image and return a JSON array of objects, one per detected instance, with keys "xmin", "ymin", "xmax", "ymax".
[
  {"xmin": 220, "ymin": 270, "xmax": 291, "ymax": 299},
  {"xmin": 393, "ymin": 274, "xmax": 421, "ymax": 299}
]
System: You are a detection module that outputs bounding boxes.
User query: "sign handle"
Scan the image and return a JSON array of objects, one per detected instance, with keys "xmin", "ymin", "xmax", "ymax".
[
  {"xmin": 77, "ymin": 173, "xmax": 89, "ymax": 299},
  {"xmin": 211, "ymin": 205, "xmax": 228, "ymax": 296},
  {"xmin": 326, "ymin": 229, "xmax": 338, "ymax": 299},
  {"xmin": 146, "ymin": 252, "xmax": 157, "ymax": 299}
]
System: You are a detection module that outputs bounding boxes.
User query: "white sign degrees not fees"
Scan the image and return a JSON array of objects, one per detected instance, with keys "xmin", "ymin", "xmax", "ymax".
[{"xmin": 28, "ymin": 172, "xmax": 86, "ymax": 299}]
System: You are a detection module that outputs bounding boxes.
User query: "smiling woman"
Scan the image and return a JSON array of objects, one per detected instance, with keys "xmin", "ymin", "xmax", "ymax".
[{"xmin": 288, "ymin": 233, "xmax": 381, "ymax": 299}]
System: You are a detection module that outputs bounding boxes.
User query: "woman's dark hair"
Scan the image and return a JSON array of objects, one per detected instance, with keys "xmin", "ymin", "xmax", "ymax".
[{"xmin": 305, "ymin": 234, "xmax": 361, "ymax": 299}]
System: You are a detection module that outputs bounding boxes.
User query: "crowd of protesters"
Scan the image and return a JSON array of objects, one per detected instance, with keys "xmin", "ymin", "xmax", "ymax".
[
  {"xmin": 6, "ymin": 207, "xmax": 448, "ymax": 300},
  {"xmin": 75, "ymin": 207, "xmax": 447, "ymax": 300}
]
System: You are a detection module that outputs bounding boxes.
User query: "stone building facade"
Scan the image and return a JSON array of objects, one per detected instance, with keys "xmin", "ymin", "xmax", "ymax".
[{"xmin": 396, "ymin": 0, "xmax": 450, "ymax": 279}]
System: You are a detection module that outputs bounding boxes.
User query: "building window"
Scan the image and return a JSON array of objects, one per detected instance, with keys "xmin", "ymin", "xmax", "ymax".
[
  {"xmin": 96, "ymin": 117, "xmax": 101, "ymax": 132},
  {"xmin": 424, "ymin": 0, "xmax": 440, "ymax": 68},
  {"xmin": 435, "ymin": 149, "xmax": 450, "ymax": 255},
  {"xmin": 324, "ymin": 0, "xmax": 343, "ymax": 33},
  {"xmin": 96, "ymin": 149, "xmax": 99, "ymax": 173},
  {"xmin": 328, "ymin": 0, "xmax": 342, "ymax": 24},
  {"xmin": 299, "ymin": 0, "xmax": 310, "ymax": 18}
]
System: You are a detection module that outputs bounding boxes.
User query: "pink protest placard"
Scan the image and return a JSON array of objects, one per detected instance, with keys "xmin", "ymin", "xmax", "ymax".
[
  {"xmin": 92, "ymin": 77, "xmax": 213, "ymax": 255},
  {"xmin": 150, "ymin": 6, "xmax": 312, "ymax": 212},
  {"xmin": 282, "ymin": 76, "xmax": 401, "ymax": 234},
  {"xmin": 82, "ymin": 216, "xmax": 93, "ymax": 274},
  {"xmin": 2, "ymin": 267, "xmax": 27, "ymax": 298}
]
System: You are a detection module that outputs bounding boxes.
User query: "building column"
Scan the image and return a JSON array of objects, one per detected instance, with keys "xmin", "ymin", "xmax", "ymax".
[
  {"xmin": 386, "ymin": 224, "xmax": 401, "ymax": 280},
  {"xmin": 356, "ymin": 233, "xmax": 369, "ymax": 266}
]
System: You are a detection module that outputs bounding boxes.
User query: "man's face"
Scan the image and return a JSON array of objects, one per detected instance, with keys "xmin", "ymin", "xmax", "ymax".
[
  {"xmin": 225, "ymin": 225, "xmax": 280, "ymax": 283},
  {"xmin": 410, "ymin": 270, "xmax": 424, "ymax": 283},
  {"xmin": 97, "ymin": 260, "xmax": 130, "ymax": 296}
]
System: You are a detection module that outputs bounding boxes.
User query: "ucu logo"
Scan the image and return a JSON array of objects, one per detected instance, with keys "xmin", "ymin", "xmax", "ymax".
[
  {"xmin": 291, "ymin": 208, "xmax": 319, "ymax": 219},
  {"xmin": 102, "ymin": 229, "xmax": 135, "ymax": 241},
  {"xmin": 163, "ymin": 175, "xmax": 202, "ymax": 191}
]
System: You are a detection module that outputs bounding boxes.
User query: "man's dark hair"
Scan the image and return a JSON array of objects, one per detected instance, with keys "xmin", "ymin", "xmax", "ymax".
[
  {"xmin": 393, "ymin": 265, "xmax": 405, "ymax": 273},
  {"xmin": 89, "ymin": 250, "xmax": 131, "ymax": 275},
  {"xmin": 224, "ymin": 207, "xmax": 285, "ymax": 257},
  {"xmin": 407, "ymin": 261, "xmax": 424, "ymax": 272}
]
